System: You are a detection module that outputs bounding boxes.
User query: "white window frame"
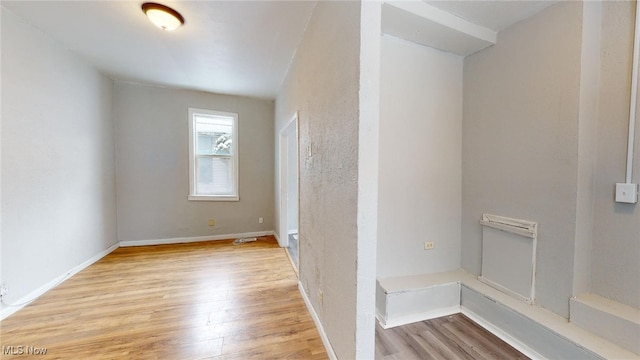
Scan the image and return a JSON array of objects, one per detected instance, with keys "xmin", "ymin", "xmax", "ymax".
[{"xmin": 188, "ymin": 108, "xmax": 239, "ymax": 201}]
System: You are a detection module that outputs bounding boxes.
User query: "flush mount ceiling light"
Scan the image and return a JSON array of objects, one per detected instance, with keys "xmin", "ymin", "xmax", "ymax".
[{"xmin": 141, "ymin": 3, "xmax": 184, "ymax": 31}]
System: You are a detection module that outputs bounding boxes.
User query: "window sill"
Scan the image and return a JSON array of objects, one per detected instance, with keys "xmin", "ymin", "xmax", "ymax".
[{"xmin": 188, "ymin": 195, "xmax": 239, "ymax": 202}]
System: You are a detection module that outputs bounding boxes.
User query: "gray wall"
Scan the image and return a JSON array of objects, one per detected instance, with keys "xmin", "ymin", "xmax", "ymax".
[
  {"xmin": 591, "ymin": 1, "xmax": 640, "ymax": 309},
  {"xmin": 462, "ymin": 2, "xmax": 583, "ymax": 318},
  {"xmin": 114, "ymin": 82, "xmax": 274, "ymax": 242},
  {"xmin": 275, "ymin": 2, "xmax": 363, "ymax": 358},
  {"xmin": 463, "ymin": 0, "xmax": 640, "ymax": 316},
  {"xmin": 1, "ymin": 9, "xmax": 117, "ymax": 307}
]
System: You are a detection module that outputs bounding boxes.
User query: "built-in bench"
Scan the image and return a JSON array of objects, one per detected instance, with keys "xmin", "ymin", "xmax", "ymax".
[
  {"xmin": 570, "ymin": 293, "xmax": 640, "ymax": 355},
  {"xmin": 377, "ymin": 270, "xmax": 639, "ymax": 360}
]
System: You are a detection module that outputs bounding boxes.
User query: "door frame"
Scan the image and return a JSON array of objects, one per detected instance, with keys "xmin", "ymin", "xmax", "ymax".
[{"xmin": 278, "ymin": 112, "xmax": 299, "ymax": 247}]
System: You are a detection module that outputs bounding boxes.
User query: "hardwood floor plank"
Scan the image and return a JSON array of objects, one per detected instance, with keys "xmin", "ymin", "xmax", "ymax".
[
  {"xmin": 405, "ymin": 324, "xmax": 460, "ymax": 360},
  {"xmin": 0, "ymin": 237, "xmax": 327, "ymax": 360},
  {"xmin": 375, "ymin": 314, "xmax": 530, "ymax": 360},
  {"xmin": 419, "ymin": 318, "xmax": 484, "ymax": 360},
  {"xmin": 433, "ymin": 316, "xmax": 514, "ymax": 360}
]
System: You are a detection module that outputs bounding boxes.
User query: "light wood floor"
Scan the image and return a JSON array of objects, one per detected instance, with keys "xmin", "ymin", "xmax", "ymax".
[
  {"xmin": 0, "ymin": 236, "xmax": 328, "ymax": 359},
  {"xmin": 375, "ymin": 314, "xmax": 529, "ymax": 360}
]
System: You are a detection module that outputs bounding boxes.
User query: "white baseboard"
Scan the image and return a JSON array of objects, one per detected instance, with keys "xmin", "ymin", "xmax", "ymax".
[
  {"xmin": 76, "ymin": 243, "xmax": 120, "ymax": 275},
  {"xmin": 379, "ymin": 305, "xmax": 460, "ymax": 329},
  {"xmin": 273, "ymin": 231, "xmax": 282, "ymax": 246},
  {"xmin": 119, "ymin": 231, "xmax": 274, "ymax": 247},
  {"xmin": 0, "ymin": 243, "xmax": 119, "ymax": 321},
  {"xmin": 298, "ymin": 282, "xmax": 337, "ymax": 360}
]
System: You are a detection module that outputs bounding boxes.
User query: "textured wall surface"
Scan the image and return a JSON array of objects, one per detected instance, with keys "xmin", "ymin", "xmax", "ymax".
[
  {"xmin": 275, "ymin": 1, "xmax": 363, "ymax": 358},
  {"xmin": 114, "ymin": 82, "xmax": 274, "ymax": 242},
  {"xmin": 1, "ymin": 9, "xmax": 117, "ymax": 308},
  {"xmin": 462, "ymin": 2, "xmax": 583, "ymax": 318},
  {"xmin": 591, "ymin": 1, "xmax": 640, "ymax": 309},
  {"xmin": 377, "ymin": 35, "xmax": 463, "ymax": 279}
]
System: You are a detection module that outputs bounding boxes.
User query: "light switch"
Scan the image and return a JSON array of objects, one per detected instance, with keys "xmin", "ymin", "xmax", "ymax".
[{"xmin": 615, "ymin": 183, "xmax": 638, "ymax": 204}]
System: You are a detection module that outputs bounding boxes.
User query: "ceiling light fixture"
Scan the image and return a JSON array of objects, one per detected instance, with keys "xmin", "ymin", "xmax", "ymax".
[{"xmin": 141, "ymin": 3, "xmax": 184, "ymax": 31}]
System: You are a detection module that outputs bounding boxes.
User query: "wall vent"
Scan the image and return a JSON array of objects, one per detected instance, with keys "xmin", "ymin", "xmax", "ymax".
[{"xmin": 479, "ymin": 214, "xmax": 538, "ymax": 304}]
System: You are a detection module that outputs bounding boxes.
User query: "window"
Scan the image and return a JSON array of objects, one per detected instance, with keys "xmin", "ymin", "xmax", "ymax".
[{"xmin": 188, "ymin": 108, "xmax": 239, "ymax": 201}]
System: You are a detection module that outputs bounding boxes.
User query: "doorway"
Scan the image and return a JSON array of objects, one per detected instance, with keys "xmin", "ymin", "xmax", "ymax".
[{"xmin": 279, "ymin": 113, "xmax": 299, "ymax": 271}]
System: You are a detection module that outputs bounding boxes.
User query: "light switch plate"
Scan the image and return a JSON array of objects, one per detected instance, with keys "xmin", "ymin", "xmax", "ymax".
[{"xmin": 615, "ymin": 183, "xmax": 638, "ymax": 203}]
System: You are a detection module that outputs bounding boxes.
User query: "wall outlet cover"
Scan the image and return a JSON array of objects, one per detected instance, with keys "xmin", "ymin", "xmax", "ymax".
[{"xmin": 615, "ymin": 183, "xmax": 638, "ymax": 203}]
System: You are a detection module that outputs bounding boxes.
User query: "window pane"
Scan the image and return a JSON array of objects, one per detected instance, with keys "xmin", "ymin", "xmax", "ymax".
[
  {"xmin": 195, "ymin": 115, "xmax": 233, "ymax": 156},
  {"xmin": 196, "ymin": 156, "xmax": 233, "ymax": 195},
  {"xmin": 189, "ymin": 108, "xmax": 238, "ymax": 200}
]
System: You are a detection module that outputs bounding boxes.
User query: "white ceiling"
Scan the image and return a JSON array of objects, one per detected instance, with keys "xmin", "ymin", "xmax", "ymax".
[
  {"xmin": 2, "ymin": 1, "xmax": 556, "ymax": 100},
  {"xmin": 1, "ymin": 1, "xmax": 316, "ymax": 99}
]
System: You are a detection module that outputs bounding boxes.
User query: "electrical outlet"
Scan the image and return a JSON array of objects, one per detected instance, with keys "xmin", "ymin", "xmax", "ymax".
[
  {"xmin": 208, "ymin": 219, "xmax": 215, "ymax": 227},
  {"xmin": 424, "ymin": 242, "xmax": 435, "ymax": 250},
  {"xmin": 258, "ymin": 217, "xmax": 264, "ymax": 224},
  {"xmin": 0, "ymin": 283, "xmax": 8, "ymax": 297}
]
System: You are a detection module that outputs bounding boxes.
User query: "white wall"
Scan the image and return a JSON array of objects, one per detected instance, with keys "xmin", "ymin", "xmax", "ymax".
[
  {"xmin": 1, "ymin": 8, "xmax": 117, "ymax": 309},
  {"xmin": 275, "ymin": 1, "xmax": 368, "ymax": 358},
  {"xmin": 377, "ymin": 35, "xmax": 462, "ymax": 279},
  {"xmin": 114, "ymin": 82, "xmax": 274, "ymax": 243},
  {"xmin": 462, "ymin": 2, "xmax": 583, "ymax": 318}
]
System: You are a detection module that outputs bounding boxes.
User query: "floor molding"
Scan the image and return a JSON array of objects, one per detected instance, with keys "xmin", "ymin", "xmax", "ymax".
[
  {"xmin": 119, "ymin": 231, "xmax": 274, "ymax": 247},
  {"xmin": 1, "ymin": 243, "xmax": 119, "ymax": 321},
  {"xmin": 298, "ymin": 282, "xmax": 338, "ymax": 360}
]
